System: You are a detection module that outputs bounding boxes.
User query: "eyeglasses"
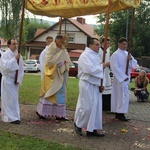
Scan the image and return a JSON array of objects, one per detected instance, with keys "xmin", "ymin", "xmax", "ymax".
[
  {"xmin": 12, "ymin": 43, "xmax": 17, "ymax": 45},
  {"xmin": 93, "ymin": 44, "xmax": 100, "ymax": 46}
]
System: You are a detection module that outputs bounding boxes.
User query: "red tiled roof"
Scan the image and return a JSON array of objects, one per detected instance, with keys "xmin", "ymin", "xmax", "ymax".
[
  {"xmin": 68, "ymin": 18, "xmax": 96, "ymax": 38},
  {"xmin": 24, "ymin": 41, "xmax": 46, "ymax": 47},
  {"xmin": 26, "ymin": 17, "xmax": 98, "ymax": 44},
  {"xmin": 34, "ymin": 29, "xmax": 46, "ymax": 37}
]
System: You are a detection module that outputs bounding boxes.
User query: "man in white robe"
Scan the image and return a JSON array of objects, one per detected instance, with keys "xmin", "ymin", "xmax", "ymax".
[
  {"xmin": 110, "ymin": 37, "xmax": 138, "ymax": 121},
  {"xmin": 74, "ymin": 38, "xmax": 110, "ymax": 137},
  {"xmin": 1, "ymin": 39, "xmax": 24, "ymax": 124},
  {"xmin": 39, "ymin": 36, "xmax": 53, "ymax": 78},
  {"xmin": 99, "ymin": 38, "xmax": 112, "ymax": 111},
  {"xmin": 36, "ymin": 36, "xmax": 53, "ymax": 119}
]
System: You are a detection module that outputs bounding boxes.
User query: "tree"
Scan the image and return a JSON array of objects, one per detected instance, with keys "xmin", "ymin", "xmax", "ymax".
[
  {"xmin": 19, "ymin": 18, "xmax": 50, "ymax": 56},
  {"xmin": 95, "ymin": 0, "xmax": 150, "ymax": 57},
  {"xmin": 0, "ymin": 1, "xmax": 50, "ymax": 56},
  {"xmin": 132, "ymin": 0, "xmax": 150, "ymax": 57},
  {"xmin": 95, "ymin": 10, "xmax": 132, "ymax": 54},
  {"xmin": 0, "ymin": 0, "xmax": 22, "ymax": 39},
  {"xmin": 25, "ymin": 18, "xmax": 50, "ymax": 41}
]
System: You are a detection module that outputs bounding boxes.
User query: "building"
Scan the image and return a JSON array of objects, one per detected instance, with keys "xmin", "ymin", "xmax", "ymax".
[
  {"xmin": 24, "ymin": 17, "xmax": 99, "ymax": 60},
  {"xmin": 69, "ymin": 49, "xmax": 84, "ymax": 61},
  {"xmin": 0, "ymin": 38, "xmax": 7, "ymax": 51}
]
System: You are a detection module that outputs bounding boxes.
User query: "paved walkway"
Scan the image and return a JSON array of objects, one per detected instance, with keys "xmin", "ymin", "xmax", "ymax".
[{"xmin": 0, "ymin": 92, "xmax": 150, "ymax": 150}]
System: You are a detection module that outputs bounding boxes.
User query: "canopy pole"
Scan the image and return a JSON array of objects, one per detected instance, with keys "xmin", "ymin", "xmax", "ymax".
[
  {"xmin": 58, "ymin": 17, "xmax": 62, "ymax": 34},
  {"xmin": 14, "ymin": 0, "xmax": 25, "ymax": 84},
  {"xmin": 99, "ymin": 0, "xmax": 111, "ymax": 92},
  {"xmin": 125, "ymin": 8, "xmax": 135, "ymax": 75}
]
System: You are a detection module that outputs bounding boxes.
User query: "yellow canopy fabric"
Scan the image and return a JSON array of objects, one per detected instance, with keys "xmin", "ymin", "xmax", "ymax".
[{"xmin": 25, "ymin": 0, "xmax": 141, "ymax": 18}]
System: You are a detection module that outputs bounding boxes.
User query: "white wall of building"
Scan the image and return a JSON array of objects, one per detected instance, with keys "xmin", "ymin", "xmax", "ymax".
[{"xmin": 34, "ymin": 21, "xmax": 87, "ymax": 44}]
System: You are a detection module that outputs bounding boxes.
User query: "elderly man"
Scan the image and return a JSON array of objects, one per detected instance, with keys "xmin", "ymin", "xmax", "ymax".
[{"xmin": 36, "ymin": 35, "xmax": 71, "ymax": 121}]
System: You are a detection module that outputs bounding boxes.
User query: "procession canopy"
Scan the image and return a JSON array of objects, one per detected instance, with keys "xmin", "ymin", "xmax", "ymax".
[{"xmin": 25, "ymin": 0, "xmax": 141, "ymax": 18}]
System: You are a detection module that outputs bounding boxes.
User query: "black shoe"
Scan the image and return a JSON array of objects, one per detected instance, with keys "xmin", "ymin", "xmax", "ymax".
[
  {"xmin": 74, "ymin": 123, "xmax": 82, "ymax": 136},
  {"xmin": 36, "ymin": 112, "xmax": 46, "ymax": 120},
  {"xmin": 56, "ymin": 117, "xmax": 69, "ymax": 121},
  {"xmin": 118, "ymin": 116, "xmax": 130, "ymax": 121},
  {"xmin": 115, "ymin": 113, "xmax": 119, "ymax": 119},
  {"xmin": 87, "ymin": 130, "xmax": 105, "ymax": 137},
  {"xmin": 10, "ymin": 120, "xmax": 20, "ymax": 124},
  {"xmin": 116, "ymin": 113, "xmax": 130, "ymax": 121}
]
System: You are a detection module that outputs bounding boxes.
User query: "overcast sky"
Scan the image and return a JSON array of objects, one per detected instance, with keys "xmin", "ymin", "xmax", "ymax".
[
  {"xmin": 27, "ymin": 10, "xmax": 99, "ymax": 25},
  {"xmin": 43, "ymin": 15, "xmax": 99, "ymax": 25}
]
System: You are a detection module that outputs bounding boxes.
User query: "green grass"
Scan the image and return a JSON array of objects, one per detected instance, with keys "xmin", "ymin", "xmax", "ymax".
[
  {"xmin": 3, "ymin": 74, "xmax": 149, "ymax": 149},
  {"xmin": 66, "ymin": 78, "xmax": 79, "ymax": 109},
  {"xmin": 19, "ymin": 74, "xmax": 150, "ymax": 108},
  {"xmin": 0, "ymin": 130, "xmax": 83, "ymax": 150},
  {"xmin": 19, "ymin": 74, "xmax": 79, "ymax": 109},
  {"xmin": 19, "ymin": 75, "xmax": 41, "ymax": 105},
  {"xmin": 1, "ymin": 75, "xmax": 83, "ymax": 150}
]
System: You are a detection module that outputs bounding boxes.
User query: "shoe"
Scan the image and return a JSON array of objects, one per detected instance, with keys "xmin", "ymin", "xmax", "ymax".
[
  {"xmin": 87, "ymin": 130, "xmax": 105, "ymax": 137},
  {"xmin": 10, "ymin": 120, "xmax": 20, "ymax": 124},
  {"xmin": 56, "ymin": 117, "xmax": 69, "ymax": 121},
  {"xmin": 74, "ymin": 123, "xmax": 82, "ymax": 136},
  {"xmin": 115, "ymin": 113, "xmax": 119, "ymax": 119},
  {"xmin": 116, "ymin": 113, "xmax": 130, "ymax": 121},
  {"xmin": 118, "ymin": 116, "xmax": 130, "ymax": 121},
  {"xmin": 36, "ymin": 112, "xmax": 46, "ymax": 120}
]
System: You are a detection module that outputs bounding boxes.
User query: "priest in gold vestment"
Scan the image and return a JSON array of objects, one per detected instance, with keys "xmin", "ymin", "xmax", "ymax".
[{"xmin": 36, "ymin": 35, "xmax": 71, "ymax": 121}]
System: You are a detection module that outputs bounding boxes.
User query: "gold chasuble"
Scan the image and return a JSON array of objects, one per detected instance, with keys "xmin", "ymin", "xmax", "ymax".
[
  {"xmin": 39, "ymin": 41, "xmax": 70, "ymax": 104},
  {"xmin": 39, "ymin": 64, "xmax": 57, "ymax": 103}
]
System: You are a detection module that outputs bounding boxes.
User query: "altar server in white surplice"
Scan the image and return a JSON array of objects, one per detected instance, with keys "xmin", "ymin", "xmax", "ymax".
[
  {"xmin": 74, "ymin": 38, "xmax": 110, "ymax": 137},
  {"xmin": 1, "ymin": 39, "xmax": 24, "ymax": 124},
  {"xmin": 110, "ymin": 37, "xmax": 138, "ymax": 121},
  {"xmin": 99, "ymin": 38, "xmax": 112, "ymax": 111},
  {"xmin": 39, "ymin": 36, "xmax": 53, "ymax": 79}
]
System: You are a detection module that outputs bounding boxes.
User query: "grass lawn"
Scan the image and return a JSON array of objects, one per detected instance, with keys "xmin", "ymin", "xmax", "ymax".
[
  {"xmin": 2, "ymin": 74, "xmax": 149, "ymax": 149},
  {"xmin": 20, "ymin": 74, "xmax": 150, "ymax": 108},
  {"xmin": 19, "ymin": 74, "xmax": 79, "ymax": 109},
  {"xmin": 0, "ymin": 130, "xmax": 83, "ymax": 150},
  {"xmin": 1, "ymin": 75, "xmax": 82, "ymax": 150}
]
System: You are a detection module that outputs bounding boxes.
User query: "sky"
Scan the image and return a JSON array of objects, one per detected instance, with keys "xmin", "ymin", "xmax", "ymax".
[
  {"xmin": 27, "ymin": 11, "xmax": 99, "ymax": 25},
  {"xmin": 0, "ymin": 9, "xmax": 99, "ymax": 25},
  {"xmin": 46, "ymin": 15, "xmax": 99, "ymax": 24}
]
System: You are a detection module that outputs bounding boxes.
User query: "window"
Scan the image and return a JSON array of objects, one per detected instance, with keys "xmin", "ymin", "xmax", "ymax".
[
  {"xmin": 69, "ymin": 37, "xmax": 74, "ymax": 43},
  {"xmin": 68, "ymin": 34, "xmax": 75, "ymax": 43}
]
